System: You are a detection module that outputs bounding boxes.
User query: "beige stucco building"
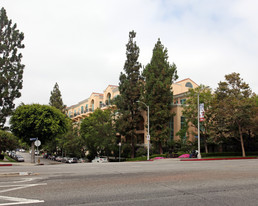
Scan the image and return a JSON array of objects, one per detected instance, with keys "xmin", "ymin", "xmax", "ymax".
[{"xmin": 66, "ymin": 78, "xmax": 198, "ymax": 144}]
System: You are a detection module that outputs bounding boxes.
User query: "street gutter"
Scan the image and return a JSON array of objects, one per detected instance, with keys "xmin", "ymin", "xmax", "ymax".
[{"xmin": 180, "ymin": 157, "xmax": 258, "ymax": 161}]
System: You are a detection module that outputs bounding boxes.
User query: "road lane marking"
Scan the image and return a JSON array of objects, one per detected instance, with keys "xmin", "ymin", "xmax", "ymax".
[
  {"xmin": 0, "ymin": 178, "xmax": 46, "ymax": 205},
  {"xmin": 0, "ymin": 195, "xmax": 44, "ymax": 205}
]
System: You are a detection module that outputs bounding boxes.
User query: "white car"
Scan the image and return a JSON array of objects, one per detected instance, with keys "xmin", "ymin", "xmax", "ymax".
[{"xmin": 92, "ymin": 156, "xmax": 108, "ymax": 163}]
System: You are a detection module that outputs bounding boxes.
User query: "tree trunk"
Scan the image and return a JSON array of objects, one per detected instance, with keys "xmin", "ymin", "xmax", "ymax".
[
  {"xmin": 159, "ymin": 141, "xmax": 163, "ymax": 154},
  {"xmin": 203, "ymin": 135, "xmax": 208, "ymax": 153},
  {"xmin": 131, "ymin": 136, "xmax": 135, "ymax": 158},
  {"xmin": 239, "ymin": 125, "xmax": 246, "ymax": 157},
  {"xmin": 31, "ymin": 142, "xmax": 35, "ymax": 163}
]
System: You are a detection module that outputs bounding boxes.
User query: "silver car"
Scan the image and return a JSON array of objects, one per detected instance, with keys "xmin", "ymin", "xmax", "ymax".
[{"xmin": 92, "ymin": 156, "xmax": 108, "ymax": 163}]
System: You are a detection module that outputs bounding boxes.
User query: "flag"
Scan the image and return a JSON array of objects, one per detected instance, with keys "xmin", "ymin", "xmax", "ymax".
[{"xmin": 200, "ymin": 103, "xmax": 205, "ymax": 122}]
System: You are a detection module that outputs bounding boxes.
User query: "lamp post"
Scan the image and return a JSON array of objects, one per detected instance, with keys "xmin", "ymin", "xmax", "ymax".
[
  {"xmin": 197, "ymin": 93, "xmax": 202, "ymax": 159},
  {"xmin": 137, "ymin": 101, "xmax": 150, "ymax": 161}
]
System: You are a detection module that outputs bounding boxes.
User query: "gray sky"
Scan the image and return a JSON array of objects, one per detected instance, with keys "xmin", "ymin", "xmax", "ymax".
[{"xmin": 2, "ymin": 0, "xmax": 258, "ymax": 108}]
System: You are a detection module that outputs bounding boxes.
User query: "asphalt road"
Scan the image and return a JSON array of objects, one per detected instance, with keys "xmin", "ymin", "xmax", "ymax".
[{"xmin": 1, "ymin": 158, "xmax": 258, "ymax": 206}]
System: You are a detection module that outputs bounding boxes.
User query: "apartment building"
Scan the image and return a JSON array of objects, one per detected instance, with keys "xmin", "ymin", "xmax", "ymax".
[{"xmin": 66, "ymin": 78, "xmax": 198, "ymax": 144}]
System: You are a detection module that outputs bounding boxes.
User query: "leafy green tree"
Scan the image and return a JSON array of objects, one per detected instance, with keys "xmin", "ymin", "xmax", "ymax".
[
  {"xmin": 57, "ymin": 126, "xmax": 85, "ymax": 158},
  {"xmin": 213, "ymin": 73, "xmax": 256, "ymax": 157},
  {"xmin": 250, "ymin": 94, "xmax": 258, "ymax": 136},
  {"xmin": 10, "ymin": 104, "xmax": 69, "ymax": 146},
  {"xmin": 181, "ymin": 85, "xmax": 213, "ymax": 153},
  {"xmin": 80, "ymin": 108, "xmax": 116, "ymax": 160},
  {"xmin": 49, "ymin": 82, "xmax": 66, "ymax": 113},
  {"xmin": 0, "ymin": 7, "xmax": 25, "ymax": 128},
  {"xmin": 142, "ymin": 39, "xmax": 178, "ymax": 154},
  {"xmin": 115, "ymin": 30, "xmax": 142, "ymax": 158},
  {"xmin": 0, "ymin": 130, "xmax": 19, "ymax": 153}
]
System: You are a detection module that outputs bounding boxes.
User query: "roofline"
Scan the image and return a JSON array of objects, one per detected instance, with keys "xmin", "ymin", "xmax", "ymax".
[{"xmin": 174, "ymin": 78, "xmax": 199, "ymax": 86}]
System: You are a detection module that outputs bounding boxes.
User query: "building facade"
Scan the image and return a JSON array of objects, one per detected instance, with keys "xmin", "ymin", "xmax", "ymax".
[{"xmin": 66, "ymin": 78, "xmax": 198, "ymax": 144}]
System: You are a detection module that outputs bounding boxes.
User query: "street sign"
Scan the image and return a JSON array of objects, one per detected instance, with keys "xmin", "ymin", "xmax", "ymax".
[
  {"xmin": 34, "ymin": 140, "xmax": 41, "ymax": 147},
  {"xmin": 147, "ymin": 135, "xmax": 150, "ymax": 141},
  {"xmin": 30, "ymin": 138, "xmax": 37, "ymax": 141}
]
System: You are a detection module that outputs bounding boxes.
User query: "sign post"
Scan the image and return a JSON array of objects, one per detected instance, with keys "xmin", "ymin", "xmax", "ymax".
[
  {"xmin": 197, "ymin": 93, "xmax": 202, "ymax": 159},
  {"xmin": 118, "ymin": 142, "xmax": 121, "ymax": 162},
  {"xmin": 34, "ymin": 138, "xmax": 41, "ymax": 164}
]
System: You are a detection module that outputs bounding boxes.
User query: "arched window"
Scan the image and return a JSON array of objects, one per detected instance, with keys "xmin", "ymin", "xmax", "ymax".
[
  {"xmin": 107, "ymin": 93, "xmax": 111, "ymax": 105},
  {"xmin": 91, "ymin": 100, "xmax": 94, "ymax": 112},
  {"xmin": 185, "ymin": 82, "xmax": 193, "ymax": 88}
]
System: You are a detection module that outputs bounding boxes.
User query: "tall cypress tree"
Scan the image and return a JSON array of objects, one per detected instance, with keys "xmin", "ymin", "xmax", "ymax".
[
  {"xmin": 142, "ymin": 39, "xmax": 178, "ymax": 154},
  {"xmin": 0, "ymin": 7, "xmax": 25, "ymax": 129},
  {"xmin": 49, "ymin": 82, "xmax": 66, "ymax": 113},
  {"xmin": 115, "ymin": 31, "xmax": 142, "ymax": 158}
]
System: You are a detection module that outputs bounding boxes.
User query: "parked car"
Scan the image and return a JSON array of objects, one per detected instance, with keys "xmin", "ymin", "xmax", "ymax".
[
  {"xmin": 78, "ymin": 158, "xmax": 88, "ymax": 163},
  {"xmin": 14, "ymin": 155, "xmax": 24, "ymax": 162},
  {"xmin": 29, "ymin": 150, "xmax": 40, "ymax": 155},
  {"xmin": 68, "ymin": 157, "xmax": 78, "ymax": 163},
  {"xmin": 92, "ymin": 156, "xmax": 108, "ymax": 163},
  {"xmin": 61, "ymin": 157, "xmax": 69, "ymax": 163},
  {"xmin": 9, "ymin": 151, "xmax": 16, "ymax": 158},
  {"xmin": 55, "ymin": 156, "xmax": 63, "ymax": 162},
  {"xmin": 47, "ymin": 155, "xmax": 56, "ymax": 161}
]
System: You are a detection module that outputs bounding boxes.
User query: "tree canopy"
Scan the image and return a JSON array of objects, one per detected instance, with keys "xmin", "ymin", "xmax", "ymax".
[
  {"xmin": 0, "ymin": 7, "xmax": 25, "ymax": 128},
  {"xmin": 80, "ymin": 108, "xmax": 116, "ymax": 160},
  {"xmin": 142, "ymin": 38, "xmax": 178, "ymax": 154},
  {"xmin": 0, "ymin": 130, "xmax": 19, "ymax": 153},
  {"xmin": 10, "ymin": 104, "xmax": 69, "ymax": 145},
  {"xmin": 49, "ymin": 82, "xmax": 66, "ymax": 113},
  {"xmin": 213, "ymin": 73, "xmax": 256, "ymax": 157},
  {"xmin": 115, "ymin": 30, "xmax": 142, "ymax": 158},
  {"xmin": 182, "ymin": 85, "xmax": 213, "ymax": 153}
]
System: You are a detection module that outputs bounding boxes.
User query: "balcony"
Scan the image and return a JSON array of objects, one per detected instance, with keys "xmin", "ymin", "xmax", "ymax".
[{"xmin": 100, "ymin": 103, "xmax": 107, "ymax": 108}]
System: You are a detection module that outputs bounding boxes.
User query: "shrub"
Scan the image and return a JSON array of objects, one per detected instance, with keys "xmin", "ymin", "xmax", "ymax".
[{"xmin": 136, "ymin": 147, "xmax": 147, "ymax": 157}]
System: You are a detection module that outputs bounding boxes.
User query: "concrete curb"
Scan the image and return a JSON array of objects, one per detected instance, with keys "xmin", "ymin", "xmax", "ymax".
[
  {"xmin": 0, "ymin": 162, "xmax": 37, "ymax": 166},
  {"xmin": 0, "ymin": 164, "xmax": 13, "ymax": 166},
  {"xmin": 180, "ymin": 157, "xmax": 258, "ymax": 161}
]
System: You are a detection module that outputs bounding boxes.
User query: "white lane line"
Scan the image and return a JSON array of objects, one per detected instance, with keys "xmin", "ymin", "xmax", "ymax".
[
  {"xmin": 12, "ymin": 178, "xmax": 35, "ymax": 184},
  {"xmin": 0, "ymin": 183, "xmax": 47, "ymax": 193},
  {"xmin": 0, "ymin": 195, "xmax": 44, "ymax": 205},
  {"xmin": 0, "ymin": 178, "xmax": 46, "ymax": 205}
]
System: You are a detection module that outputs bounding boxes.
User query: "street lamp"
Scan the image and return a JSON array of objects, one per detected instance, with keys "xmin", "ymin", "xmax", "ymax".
[
  {"xmin": 137, "ymin": 100, "xmax": 150, "ymax": 161},
  {"xmin": 197, "ymin": 93, "xmax": 202, "ymax": 159}
]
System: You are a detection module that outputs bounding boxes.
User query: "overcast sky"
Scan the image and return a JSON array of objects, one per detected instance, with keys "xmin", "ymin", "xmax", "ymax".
[{"xmin": 2, "ymin": 0, "xmax": 258, "ymax": 108}]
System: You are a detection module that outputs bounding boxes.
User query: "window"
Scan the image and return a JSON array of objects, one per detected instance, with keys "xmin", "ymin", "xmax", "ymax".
[
  {"xmin": 91, "ymin": 100, "xmax": 94, "ymax": 112},
  {"xmin": 136, "ymin": 116, "xmax": 144, "ymax": 130},
  {"xmin": 137, "ymin": 134, "xmax": 144, "ymax": 144},
  {"xmin": 180, "ymin": 116, "xmax": 185, "ymax": 130},
  {"xmin": 100, "ymin": 101, "xmax": 102, "ymax": 108},
  {"xmin": 74, "ymin": 109, "xmax": 76, "ymax": 116},
  {"xmin": 169, "ymin": 117, "xmax": 174, "ymax": 140},
  {"xmin": 81, "ymin": 106, "xmax": 84, "ymax": 113},
  {"xmin": 107, "ymin": 93, "xmax": 111, "ymax": 105},
  {"xmin": 180, "ymin": 99, "xmax": 186, "ymax": 105},
  {"xmin": 86, "ymin": 104, "xmax": 88, "ymax": 112},
  {"xmin": 185, "ymin": 82, "xmax": 193, "ymax": 88}
]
